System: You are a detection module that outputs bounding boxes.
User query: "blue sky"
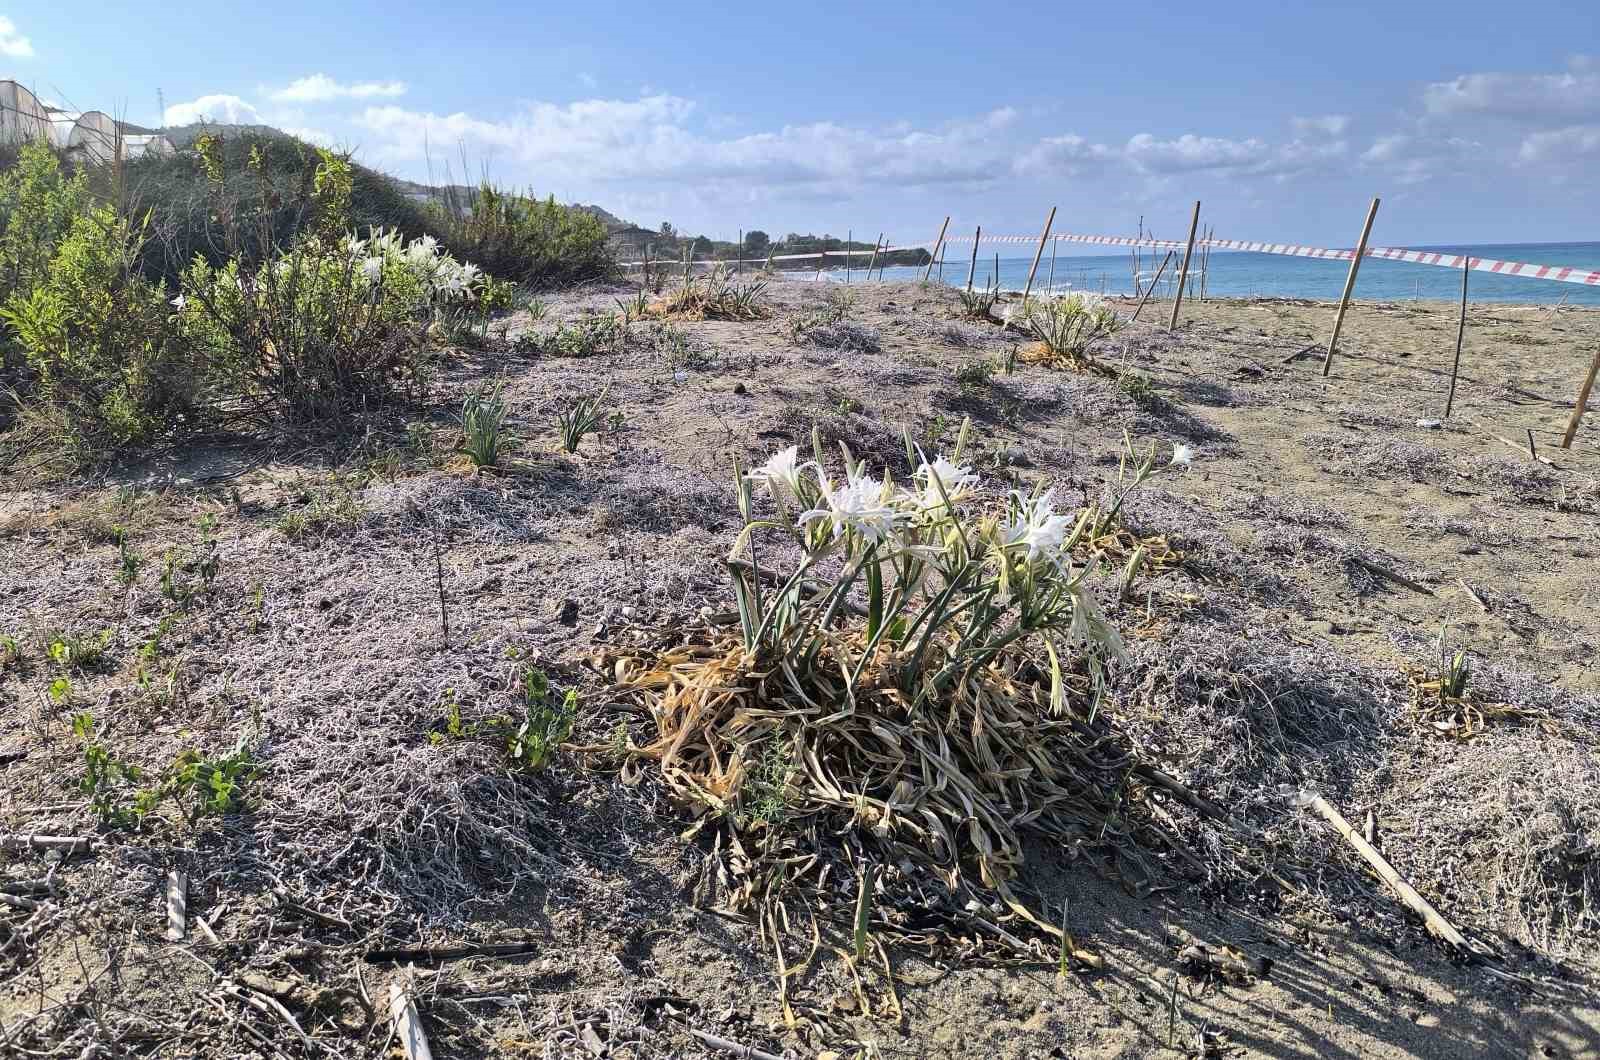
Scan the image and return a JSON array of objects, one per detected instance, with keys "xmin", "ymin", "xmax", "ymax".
[{"xmin": 6, "ymin": 3, "xmax": 1599, "ymax": 250}]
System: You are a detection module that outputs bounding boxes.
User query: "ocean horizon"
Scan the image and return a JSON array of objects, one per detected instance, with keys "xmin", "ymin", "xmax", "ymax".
[{"xmin": 820, "ymin": 240, "xmax": 1600, "ymax": 306}]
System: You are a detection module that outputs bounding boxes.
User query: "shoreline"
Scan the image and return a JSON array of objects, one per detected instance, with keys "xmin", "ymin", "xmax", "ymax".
[{"xmin": 762, "ymin": 270, "xmax": 1600, "ymax": 311}]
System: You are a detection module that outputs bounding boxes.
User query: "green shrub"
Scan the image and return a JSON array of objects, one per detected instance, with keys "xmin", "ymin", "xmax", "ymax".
[
  {"xmin": 1, "ymin": 204, "xmax": 194, "ymax": 462},
  {"xmin": 0, "ymin": 141, "xmax": 90, "ymax": 320},
  {"xmin": 125, "ymin": 130, "xmax": 438, "ymax": 286},
  {"xmin": 177, "ymin": 227, "xmax": 486, "ymax": 424},
  {"xmin": 427, "ymin": 183, "xmax": 614, "ymax": 289}
]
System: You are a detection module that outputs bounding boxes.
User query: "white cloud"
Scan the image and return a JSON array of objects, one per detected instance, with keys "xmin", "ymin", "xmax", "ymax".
[
  {"xmin": 1519, "ymin": 124, "xmax": 1600, "ymax": 164},
  {"xmin": 1124, "ymin": 133, "xmax": 1272, "ymax": 173},
  {"xmin": 1292, "ymin": 114, "xmax": 1350, "ymax": 137},
  {"xmin": 269, "ymin": 74, "xmax": 407, "ymax": 104},
  {"xmin": 1360, "ymin": 133, "xmax": 1479, "ymax": 185},
  {"xmin": 0, "ymin": 15, "xmax": 34, "ymax": 57},
  {"xmin": 1422, "ymin": 59, "xmax": 1600, "ymax": 122},
  {"xmin": 164, "ymin": 94, "xmax": 262, "ymax": 126},
  {"xmin": 1012, "ymin": 135, "xmax": 1114, "ymax": 176},
  {"xmin": 281, "ymin": 125, "xmax": 336, "ymax": 148},
  {"xmin": 353, "ymin": 96, "xmax": 1019, "ymax": 191}
]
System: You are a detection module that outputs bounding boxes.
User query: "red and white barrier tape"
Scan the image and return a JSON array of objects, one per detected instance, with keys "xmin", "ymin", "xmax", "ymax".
[
  {"xmin": 619, "ymin": 229, "xmax": 1599, "ymax": 287},
  {"xmin": 941, "ymin": 231, "xmax": 1600, "ymax": 286}
]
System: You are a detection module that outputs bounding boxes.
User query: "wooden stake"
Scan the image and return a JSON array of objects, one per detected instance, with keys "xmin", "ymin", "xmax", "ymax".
[
  {"xmin": 1562, "ymin": 346, "xmax": 1600, "ymax": 449},
  {"xmin": 966, "ymin": 226, "xmax": 981, "ymax": 294},
  {"xmin": 864, "ymin": 231, "xmax": 883, "ymax": 280},
  {"xmin": 1167, "ymin": 200, "xmax": 1201, "ymax": 332},
  {"xmin": 993, "ymin": 253, "xmax": 999, "ymax": 291},
  {"xmin": 1296, "ymin": 791, "xmax": 1474, "ymax": 952},
  {"xmin": 736, "ymin": 229, "xmax": 742, "ymax": 277},
  {"xmin": 389, "ymin": 979, "xmax": 434, "ymax": 1060},
  {"xmin": 846, "ymin": 229, "xmax": 852, "ymax": 284},
  {"xmin": 166, "ymin": 870, "xmax": 188, "ymax": 941},
  {"xmin": 1444, "ymin": 255, "xmax": 1469, "ymax": 418},
  {"xmin": 1020, "ymin": 206, "xmax": 1057, "ymax": 306},
  {"xmin": 1321, "ymin": 196, "xmax": 1381, "ymax": 376},
  {"xmin": 681, "ymin": 243, "xmax": 690, "ymax": 293},
  {"xmin": 922, "ymin": 216, "xmax": 950, "ymax": 282},
  {"xmin": 1048, "ymin": 238, "xmax": 1057, "ymax": 296},
  {"xmin": 1130, "ymin": 250, "xmax": 1174, "ymax": 324}
]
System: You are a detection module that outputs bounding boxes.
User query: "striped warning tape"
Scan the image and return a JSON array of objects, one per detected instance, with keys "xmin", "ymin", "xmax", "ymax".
[
  {"xmin": 620, "ymin": 229, "xmax": 1600, "ymax": 287},
  {"xmin": 940, "ymin": 231, "xmax": 1600, "ymax": 286}
]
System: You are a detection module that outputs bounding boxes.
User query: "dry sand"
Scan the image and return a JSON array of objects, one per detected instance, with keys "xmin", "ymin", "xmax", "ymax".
[{"xmin": 2, "ymin": 278, "xmax": 1598, "ymax": 1058}]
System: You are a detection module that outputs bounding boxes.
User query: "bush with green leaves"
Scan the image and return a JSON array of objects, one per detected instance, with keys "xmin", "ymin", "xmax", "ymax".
[
  {"xmin": 1, "ymin": 204, "xmax": 195, "ymax": 462},
  {"xmin": 535, "ymin": 314, "xmax": 625, "ymax": 358},
  {"xmin": 0, "ymin": 141, "xmax": 90, "ymax": 348},
  {"xmin": 505, "ymin": 668, "xmax": 577, "ymax": 772},
  {"xmin": 176, "ymin": 225, "xmax": 487, "ymax": 424},
  {"xmin": 73, "ymin": 712, "xmax": 257, "ymax": 827},
  {"xmin": 427, "ymin": 183, "xmax": 614, "ymax": 289}
]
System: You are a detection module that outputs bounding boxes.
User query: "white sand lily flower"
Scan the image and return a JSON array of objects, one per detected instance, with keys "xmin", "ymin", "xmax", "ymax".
[
  {"xmin": 1002, "ymin": 488, "xmax": 1074, "ymax": 563},
  {"xmin": 800, "ymin": 472, "xmax": 900, "ymax": 544},
  {"xmin": 911, "ymin": 454, "xmax": 978, "ymax": 512},
  {"xmin": 1066, "ymin": 581, "xmax": 1127, "ymax": 660},
  {"xmin": 360, "ymin": 256, "xmax": 383, "ymax": 283},
  {"xmin": 170, "ymin": 294, "xmax": 185, "ymax": 311},
  {"xmin": 1169, "ymin": 443, "xmax": 1195, "ymax": 469},
  {"xmin": 746, "ymin": 445, "xmax": 808, "ymax": 504}
]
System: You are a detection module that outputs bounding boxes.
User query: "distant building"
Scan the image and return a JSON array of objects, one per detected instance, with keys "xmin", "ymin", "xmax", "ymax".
[{"xmin": 1, "ymin": 80, "xmax": 173, "ymax": 164}]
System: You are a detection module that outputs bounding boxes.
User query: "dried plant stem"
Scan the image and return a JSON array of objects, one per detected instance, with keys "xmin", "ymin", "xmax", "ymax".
[
  {"xmin": 432, "ymin": 521, "xmax": 449, "ymax": 649},
  {"xmin": 1296, "ymin": 791, "xmax": 1474, "ymax": 952}
]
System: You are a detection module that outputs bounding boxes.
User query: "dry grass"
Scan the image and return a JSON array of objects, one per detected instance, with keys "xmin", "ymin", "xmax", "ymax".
[{"xmin": 608, "ymin": 626, "xmax": 1159, "ymax": 968}]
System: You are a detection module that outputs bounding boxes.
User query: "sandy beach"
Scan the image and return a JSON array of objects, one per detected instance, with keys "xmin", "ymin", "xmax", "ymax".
[{"xmin": 3, "ymin": 278, "xmax": 1598, "ymax": 1058}]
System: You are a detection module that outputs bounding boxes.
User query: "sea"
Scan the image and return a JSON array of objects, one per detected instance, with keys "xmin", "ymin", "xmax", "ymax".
[{"xmin": 828, "ymin": 241, "xmax": 1600, "ymax": 306}]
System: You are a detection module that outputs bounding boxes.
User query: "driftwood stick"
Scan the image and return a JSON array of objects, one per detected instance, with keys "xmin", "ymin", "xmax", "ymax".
[
  {"xmin": 1135, "ymin": 764, "xmax": 1228, "ymax": 821},
  {"xmin": 224, "ymin": 982, "xmax": 314, "ymax": 1053},
  {"xmin": 167, "ymin": 870, "xmax": 189, "ymax": 941},
  {"xmin": 1348, "ymin": 555, "xmax": 1432, "ymax": 595},
  {"xmin": 0, "ymin": 892, "xmax": 41, "ymax": 911},
  {"xmin": 0, "ymin": 834, "xmax": 94, "ymax": 855},
  {"xmin": 389, "ymin": 980, "xmax": 434, "ymax": 1060},
  {"xmin": 685, "ymin": 1028, "xmax": 785, "ymax": 1060},
  {"xmin": 1458, "ymin": 578, "xmax": 1490, "ymax": 613},
  {"xmin": 1179, "ymin": 941, "xmax": 1273, "ymax": 981},
  {"xmin": 365, "ymin": 941, "xmax": 539, "ymax": 965},
  {"xmin": 1296, "ymin": 791, "xmax": 1473, "ymax": 952},
  {"xmin": 0, "ymin": 878, "xmax": 62, "ymax": 896}
]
